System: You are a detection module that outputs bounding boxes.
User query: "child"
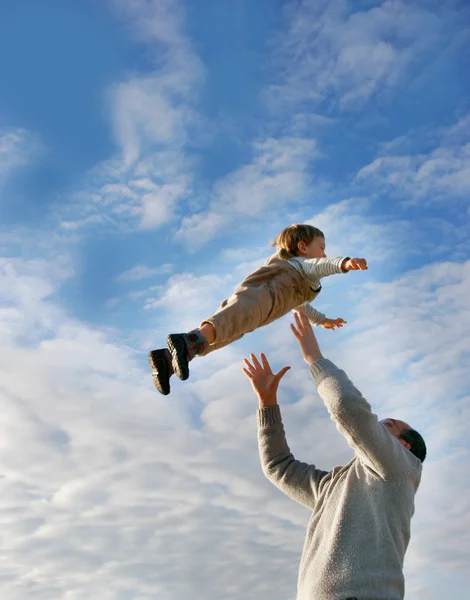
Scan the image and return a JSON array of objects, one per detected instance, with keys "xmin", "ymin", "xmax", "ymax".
[{"xmin": 149, "ymin": 224, "xmax": 367, "ymax": 395}]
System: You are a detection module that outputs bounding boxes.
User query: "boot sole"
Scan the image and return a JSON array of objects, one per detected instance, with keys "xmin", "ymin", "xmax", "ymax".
[
  {"xmin": 167, "ymin": 334, "xmax": 190, "ymax": 381},
  {"xmin": 148, "ymin": 350, "xmax": 171, "ymax": 395}
]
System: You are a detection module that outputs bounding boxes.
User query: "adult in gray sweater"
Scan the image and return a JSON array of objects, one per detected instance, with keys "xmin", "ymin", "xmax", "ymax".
[{"xmin": 243, "ymin": 311, "xmax": 426, "ymax": 600}]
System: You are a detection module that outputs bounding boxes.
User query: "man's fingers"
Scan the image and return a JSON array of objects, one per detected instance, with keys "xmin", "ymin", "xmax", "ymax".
[
  {"xmin": 290, "ymin": 323, "xmax": 301, "ymax": 339},
  {"xmin": 243, "ymin": 357, "xmax": 256, "ymax": 373},
  {"xmin": 274, "ymin": 366, "xmax": 291, "ymax": 382},
  {"xmin": 293, "ymin": 311, "xmax": 302, "ymax": 329},
  {"xmin": 249, "ymin": 353, "xmax": 262, "ymax": 371},
  {"xmin": 293, "ymin": 310, "xmax": 309, "ymax": 335},
  {"xmin": 298, "ymin": 310, "xmax": 310, "ymax": 327},
  {"xmin": 242, "ymin": 367, "xmax": 253, "ymax": 380},
  {"xmin": 260, "ymin": 353, "xmax": 272, "ymax": 374}
]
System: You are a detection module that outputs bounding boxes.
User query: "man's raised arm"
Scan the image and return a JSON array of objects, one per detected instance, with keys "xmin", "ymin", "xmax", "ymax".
[
  {"xmin": 243, "ymin": 353, "xmax": 329, "ymax": 510},
  {"xmin": 290, "ymin": 311, "xmax": 421, "ymax": 481}
]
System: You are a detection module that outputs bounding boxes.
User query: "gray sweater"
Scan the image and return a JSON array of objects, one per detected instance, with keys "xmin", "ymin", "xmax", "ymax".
[{"xmin": 257, "ymin": 358, "xmax": 422, "ymax": 600}]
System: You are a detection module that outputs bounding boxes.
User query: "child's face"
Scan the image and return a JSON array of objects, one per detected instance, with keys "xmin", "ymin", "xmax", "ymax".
[{"xmin": 298, "ymin": 236, "xmax": 326, "ymax": 259}]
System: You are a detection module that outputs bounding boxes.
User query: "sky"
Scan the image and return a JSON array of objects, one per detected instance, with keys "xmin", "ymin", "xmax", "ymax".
[{"xmin": 0, "ymin": 0, "xmax": 469, "ymax": 598}]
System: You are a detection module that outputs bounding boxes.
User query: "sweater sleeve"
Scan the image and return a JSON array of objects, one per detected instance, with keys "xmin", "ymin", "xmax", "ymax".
[
  {"xmin": 310, "ymin": 358, "xmax": 421, "ymax": 481},
  {"xmin": 257, "ymin": 404, "xmax": 329, "ymax": 509},
  {"xmin": 289, "ymin": 256, "xmax": 349, "ymax": 282},
  {"xmin": 299, "ymin": 302, "xmax": 326, "ymax": 326}
]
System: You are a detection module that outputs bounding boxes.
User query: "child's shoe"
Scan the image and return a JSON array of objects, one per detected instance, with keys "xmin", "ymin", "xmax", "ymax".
[
  {"xmin": 148, "ymin": 348, "xmax": 172, "ymax": 395},
  {"xmin": 166, "ymin": 333, "xmax": 190, "ymax": 381}
]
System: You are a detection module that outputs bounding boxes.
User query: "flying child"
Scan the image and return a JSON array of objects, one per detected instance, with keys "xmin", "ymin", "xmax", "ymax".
[{"xmin": 149, "ymin": 223, "xmax": 367, "ymax": 394}]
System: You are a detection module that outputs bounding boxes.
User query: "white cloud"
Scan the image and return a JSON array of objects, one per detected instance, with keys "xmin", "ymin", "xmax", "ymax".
[
  {"xmin": 176, "ymin": 136, "xmax": 318, "ymax": 249},
  {"xmin": 307, "ymin": 197, "xmax": 413, "ymax": 261},
  {"xmin": 356, "ymin": 113, "xmax": 470, "ymax": 204},
  {"xmin": 0, "ymin": 251, "xmax": 309, "ymax": 599},
  {"xmin": 172, "ymin": 0, "xmax": 467, "ymax": 249},
  {"xmin": 60, "ymin": 0, "xmax": 204, "ymax": 232},
  {"xmin": 60, "ymin": 215, "xmax": 105, "ymax": 230},
  {"xmin": 2, "ymin": 230, "xmax": 470, "ymax": 599},
  {"xmin": 111, "ymin": 72, "xmax": 201, "ymax": 169},
  {"xmin": 265, "ymin": 0, "xmax": 450, "ymax": 114},
  {"xmin": 140, "ymin": 181, "xmax": 188, "ymax": 229},
  {"xmin": 144, "ymin": 271, "xmax": 234, "ymax": 336},
  {"xmin": 172, "ymin": 0, "xmax": 462, "ymax": 250},
  {"xmin": 116, "ymin": 263, "xmax": 172, "ymax": 283},
  {"xmin": 213, "ymin": 137, "xmax": 317, "ymax": 214}
]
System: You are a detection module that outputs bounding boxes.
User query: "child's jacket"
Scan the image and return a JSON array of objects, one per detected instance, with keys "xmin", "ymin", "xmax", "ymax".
[{"xmin": 200, "ymin": 252, "xmax": 347, "ymax": 355}]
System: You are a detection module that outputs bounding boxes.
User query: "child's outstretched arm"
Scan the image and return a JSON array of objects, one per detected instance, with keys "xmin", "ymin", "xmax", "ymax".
[{"xmin": 293, "ymin": 256, "xmax": 368, "ymax": 280}]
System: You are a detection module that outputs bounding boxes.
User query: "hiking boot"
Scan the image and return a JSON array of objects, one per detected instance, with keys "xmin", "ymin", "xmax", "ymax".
[
  {"xmin": 148, "ymin": 348, "xmax": 172, "ymax": 395},
  {"xmin": 167, "ymin": 333, "xmax": 190, "ymax": 381}
]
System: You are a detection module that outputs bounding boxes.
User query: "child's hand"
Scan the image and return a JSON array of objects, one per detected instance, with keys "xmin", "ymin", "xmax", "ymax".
[
  {"xmin": 321, "ymin": 317, "xmax": 347, "ymax": 330},
  {"xmin": 345, "ymin": 258, "xmax": 368, "ymax": 271}
]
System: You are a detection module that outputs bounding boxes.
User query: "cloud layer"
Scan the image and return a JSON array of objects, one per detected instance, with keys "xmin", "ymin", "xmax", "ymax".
[{"xmin": 2, "ymin": 243, "xmax": 470, "ymax": 598}]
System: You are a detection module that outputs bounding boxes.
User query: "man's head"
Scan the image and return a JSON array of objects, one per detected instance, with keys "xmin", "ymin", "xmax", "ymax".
[{"xmin": 380, "ymin": 418, "xmax": 427, "ymax": 463}]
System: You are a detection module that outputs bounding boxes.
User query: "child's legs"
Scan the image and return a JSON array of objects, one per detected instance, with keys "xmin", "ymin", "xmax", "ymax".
[
  {"xmin": 197, "ymin": 329, "xmax": 244, "ymax": 357},
  {"xmin": 197, "ymin": 322, "xmax": 243, "ymax": 355},
  {"xmin": 199, "ymin": 322, "xmax": 216, "ymax": 344}
]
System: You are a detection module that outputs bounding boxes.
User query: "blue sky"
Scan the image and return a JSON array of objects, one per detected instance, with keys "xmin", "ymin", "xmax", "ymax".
[{"xmin": 1, "ymin": 1, "xmax": 469, "ymax": 598}]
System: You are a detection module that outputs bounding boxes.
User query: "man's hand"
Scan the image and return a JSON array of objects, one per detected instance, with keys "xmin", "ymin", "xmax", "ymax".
[
  {"xmin": 321, "ymin": 317, "xmax": 346, "ymax": 330},
  {"xmin": 345, "ymin": 257, "xmax": 368, "ymax": 271},
  {"xmin": 242, "ymin": 353, "xmax": 290, "ymax": 407},
  {"xmin": 291, "ymin": 311, "xmax": 323, "ymax": 366}
]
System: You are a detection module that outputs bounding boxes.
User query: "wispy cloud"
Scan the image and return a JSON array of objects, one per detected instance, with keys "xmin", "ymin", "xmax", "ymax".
[
  {"xmin": 60, "ymin": 0, "xmax": 462, "ymax": 244},
  {"xmin": 356, "ymin": 113, "xmax": 470, "ymax": 204},
  {"xmin": 116, "ymin": 263, "xmax": 172, "ymax": 283},
  {"xmin": 0, "ymin": 129, "xmax": 43, "ymax": 186},
  {"xmin": 61, "ymin": 0, "xmax": 204, "ymax": 231},
  {"xmin": 174, "ymin": 0, "xmax": 462, "ymax": 249},
  {"xmin": 176, "ymin": 136, "xmax": 318, "ymax": 249},
  {"xmin": 306, "ymin": 197, "xmax": 413, "ymax": 261},
  {"xmin": 144, "ymin": 270, "xmax": 233, "ymax": 335},
  {"xmin": 265, "ymin": 0, "xmax": 455, "ymax": 114},
  {"xmin": 60, "ymin": 215, "xmax": 106, "ymax": 230}
]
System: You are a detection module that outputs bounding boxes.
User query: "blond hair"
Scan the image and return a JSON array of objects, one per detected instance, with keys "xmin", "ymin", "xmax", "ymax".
[{"xmin": 271, "ymin": 224, "xmax": 324, "ymax": 260}]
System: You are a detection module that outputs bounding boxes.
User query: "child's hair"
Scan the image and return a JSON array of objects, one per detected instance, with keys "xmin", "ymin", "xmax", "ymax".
[{"xmin": 271, "ymin": 224, "xmax": 324, "ymax": 259}]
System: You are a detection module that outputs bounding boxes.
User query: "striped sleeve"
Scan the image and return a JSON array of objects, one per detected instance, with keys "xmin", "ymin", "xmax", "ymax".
[
  {"xmin": 289, "ymin": 257, "xmax": 349, "ymax": 281},
  {"xmin": 297, "ymin": 303, "xmax": 326, "ymax": 325}
]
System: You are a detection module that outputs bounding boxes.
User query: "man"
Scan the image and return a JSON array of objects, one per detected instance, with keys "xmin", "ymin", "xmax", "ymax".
[{"xmin": 243, "ymin": 311, "xmax": 426, "ymax": 600}]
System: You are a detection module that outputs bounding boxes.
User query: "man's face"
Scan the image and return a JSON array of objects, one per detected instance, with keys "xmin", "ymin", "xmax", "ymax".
[{"xmin": 380, "ymin": 418, "xmax": 412, "ymax": 450}]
